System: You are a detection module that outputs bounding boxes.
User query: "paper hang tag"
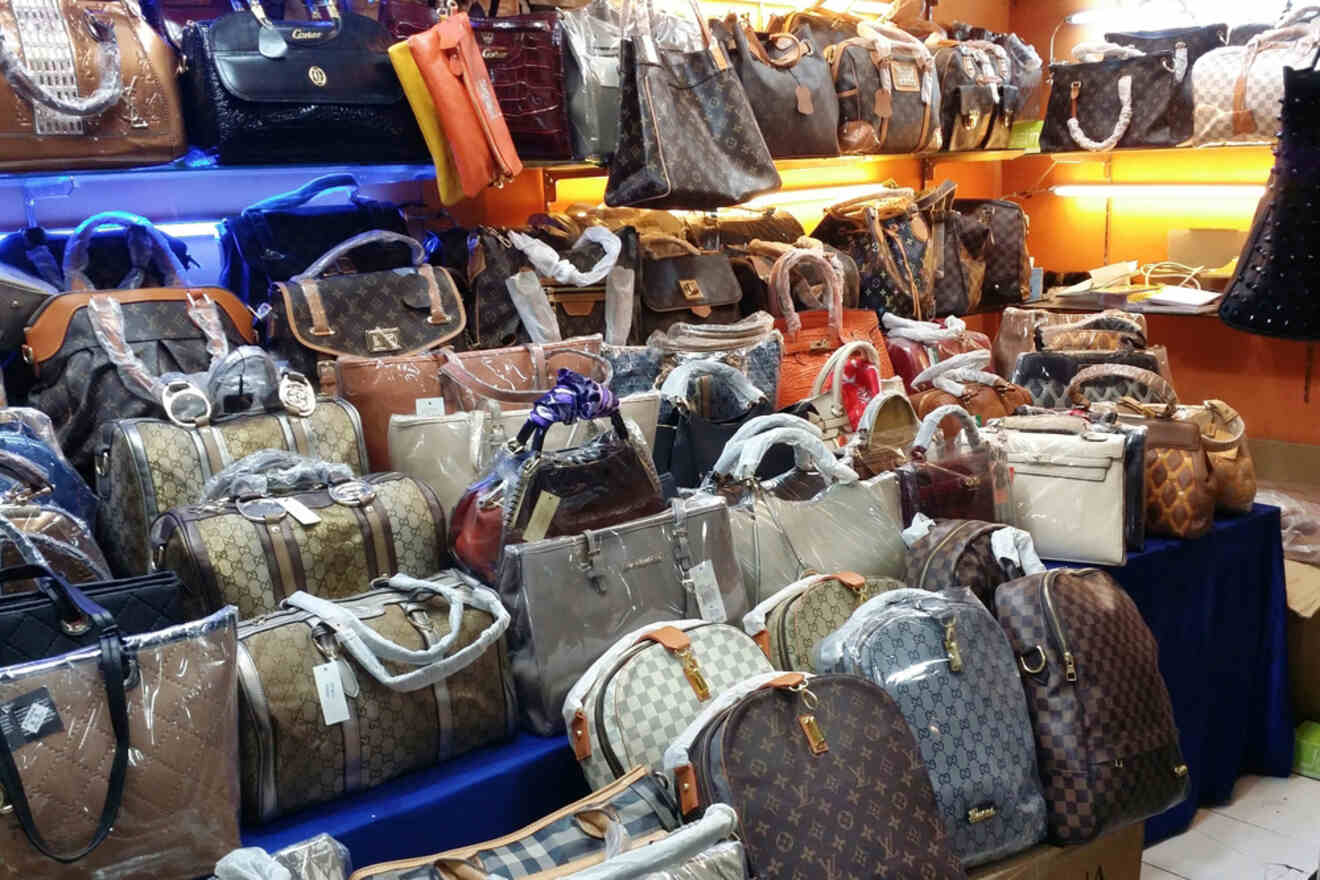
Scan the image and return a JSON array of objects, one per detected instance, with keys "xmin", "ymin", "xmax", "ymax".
[
  {"xmin": 313, "ymin": 661, "xmax": 351, "ymax": 726},
  {"xmin": 415, "ymin": 397, "xmax": 447, "ymax": 417},
  {"xmin": 796, "ymin": 84, "xmax": 814, "ymax": 116},
  {"xmin": 280, "ymin": 497, "xmax": 322, "ymax": 527},
  {"xmin": 522, "ymin": 492, "xmax": 561, "ymax": 542},
  {"xmin": 874, "ymin": 90, "xmax": 893, "ymax": 119},
  {"xmin": 689, "ymin": 560, "xmax": 726, "ymax": 623}
]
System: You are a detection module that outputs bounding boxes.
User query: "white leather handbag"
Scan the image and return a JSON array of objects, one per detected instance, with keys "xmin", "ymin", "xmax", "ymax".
[{"xmin": 984, "ymin": 415, "xmax": 1128, "ymax": 565}]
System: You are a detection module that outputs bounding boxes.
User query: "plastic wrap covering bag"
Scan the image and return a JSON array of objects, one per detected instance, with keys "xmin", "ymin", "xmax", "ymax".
[
  {"xmin": 564, "ymin": 619, "xmax": 773, "ymax": 790},
  {"xmin": 653, "ymin": 360, "xmax": 774, "ymax": 492},
  {"xmin": 705, "ymin": 420, "xmax": 905, "ymax": 605},
  {"xmin": 0, "ymin": 605, "xmax": 239, "ymax": 879},
  {"xmin": 812, "ymin": 587, "xmax": 1047, "ymax": 866},
  {"xmin": 497, "ymin": 492, "xmax": 748, "ymax": 735},
  {"xmin": 992, "ymin": 307, "xmax": 1149, "ymax": 379},
  {"xmin": 1258, "ymin": 484, "xmax": 1320, "ymax": 565},
  {"xmin": 1010, "ymin": 348, "xmax": 1171, "ymax": 409},
  {"xmin": 0, "ymin": 409, "xmax": 61, "ymax": 459},
  {"xmin": 0, "ymin": 419, "xmax": 97, "ymax": 527},
  {"xmin": 389, "ymin": 392, "xmax": 659, "ymax": 518},
  {"xmin": 216, "ymin": 835, "xmax": 352, "ymax": 880},
  {"xmin": 0, "ymin": 503, "xmax": 109, "ymax": 586},
  {"xmin": 201, "ymin": 450, "xmax": 356, "ymax": 503},
  {"xmin": 902, "ymin": 517, "xmax": 1043, "ymax": 609},
  {"xmin": 896, "ymin": 404, "xmax": 1014, "ymax": 527},
  {"xmin": 562, "ymin": 0, "xmax": 624, "ymax": 160},
  {"xmin": 553, "ymin": 805, "xmax": 745, "ymax": 880}
]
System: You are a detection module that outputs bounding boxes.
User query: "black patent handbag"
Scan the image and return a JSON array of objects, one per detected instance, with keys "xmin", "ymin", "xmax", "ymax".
[{"xmin": 180, "ymin": 0, "xmax": 427, "ymax": 165}]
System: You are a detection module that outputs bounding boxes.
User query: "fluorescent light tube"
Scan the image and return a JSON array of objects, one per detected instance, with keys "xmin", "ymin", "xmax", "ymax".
[{"xmin": 1051, "ymin": 184, "xmax": 1265, "ymax": 200}]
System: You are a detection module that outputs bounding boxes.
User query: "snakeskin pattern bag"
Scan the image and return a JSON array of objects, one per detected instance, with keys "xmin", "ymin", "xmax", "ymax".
[
  {"xmin": 236, "ymin": 573, "xmax": 516, "ymax": 822},
  {"xmin": 564, "ymin": 621, "xmax": 773, "ymax": 790},
  {"xmin": 740, "ymin": 571, "xmax": 901, "ymax": 670},
  {"xmin": 995, "ymin": 568, "xmax": 1189, "ymax": 843},
  {"xmin": 815, "ymin": 588, "xmax": 1047, "ymax": 866}
]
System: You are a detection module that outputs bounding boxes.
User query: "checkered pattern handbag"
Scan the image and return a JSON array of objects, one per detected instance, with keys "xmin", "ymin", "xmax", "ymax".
[{"xmin": 994, "ymin": 568, "xmax": 1189, "ymax": 843}]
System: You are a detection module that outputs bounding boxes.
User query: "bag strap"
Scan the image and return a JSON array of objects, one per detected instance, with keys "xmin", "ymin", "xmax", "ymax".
[
  {"xmin": 62, "ymin": 212, "xmax": 189, "ymax": 292},
  {"xmin": 659, "ymin": 359, "xmax": 764, "ymax": 410},
  {"xmin": 1198, "ymin": 399, "xmax": 1245, "ymax": 449},
  {"xmin": 293, "ymin": 230, "xmax": 427, "ymax": 281},
  {"xmin": 439, "ymin": 347, "xmax": 613, "ymax": 405},
  {"xmin": 0, "ymin": 13, "xmax": 122, "ymax": 118},
  {"xmin": 1066, "ymin": 74, "xmax": 1133, "ymax": 151},
  {"xmin": 726, "ymin": 426, "xmax": 859, "ymax": 484},
  {"xmin": 911, "ymin": 403, "xmax": 982, "ymax": 455},
  {"xmin": 284, "ymin": 573, "xmax": 509, "ymax": 693},
  {"xmin": 241, "ymin": 174, "xmax": 367, "ymax": 215},
  {"xmin": 769, "ymin": 247, "xmax": 844, "ymax": 338},
  {"xmin": 564, "ymin": 804, "xmax": 738, "ymax": 880},
  {"xmin": 809, "ymin": 340, "xmax": 883, "ymax": 408},
  {"xmin": 1065, "ymin": 363, "xmax": 1177, "ymax": 412},
  {"xmin": 910, "ymin": 349, "xmax": 992, "ymax": 387}
]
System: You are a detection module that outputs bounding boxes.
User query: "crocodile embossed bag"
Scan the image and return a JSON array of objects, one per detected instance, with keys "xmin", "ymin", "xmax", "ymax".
[
  {"xmin": 469, "ymin": 11, "xmax": 573, "ymax": 159},
  {"xmin": 995, "ymin": 568, "xmax": 1189, "ymax": 843}
]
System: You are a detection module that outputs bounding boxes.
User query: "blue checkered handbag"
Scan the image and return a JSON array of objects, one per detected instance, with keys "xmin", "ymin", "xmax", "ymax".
[
  {"xmin": 815, "ymin": 587, "xmax": 1048, "ymax": 867},
  {"xmin": 350, "ymin": 766, "xmax": 680, "ymax": 879}
]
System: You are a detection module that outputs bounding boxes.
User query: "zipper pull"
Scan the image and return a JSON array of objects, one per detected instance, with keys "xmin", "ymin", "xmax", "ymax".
[
  {"xmin": 676, "ymin": 648, "xmax": 711, "ymax": 701},
  {"xmin": 1064, "ymin": 651, "xmax": 1077, "ymax": 682},
  {"xmin": 944, "ymin": 619, "xmax": 963, "ymax": 673}
]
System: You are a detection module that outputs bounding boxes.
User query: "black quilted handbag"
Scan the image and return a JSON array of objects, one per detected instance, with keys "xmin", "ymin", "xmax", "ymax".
[
  {"xmin": 1104, "ymin": 25, "xmax": 1228, "ymax": 143},
  {"xmin": 1039, "ymin": 51, "xmax": 1181, "ymax": 152},
  {"xmin": 180, "ymin": 1, "xmax": 428, "ymax": 164}
]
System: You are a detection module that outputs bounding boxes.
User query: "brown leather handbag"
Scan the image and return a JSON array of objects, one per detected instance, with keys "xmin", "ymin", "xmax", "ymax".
[
  {"xmin": 992, "ymin": 307, "xmax": 1149, "ymax": 378},
  {"xmin": 469, "ymin": 11, "xmax": 573, "ymax": 159},
  {"xmin": 995, "ymin": 568, "xmax": 1188, "ymax": 843},
  {"xmin": 1068, "ymin": 365, "xmax": 1215, "ymax": 540},
  {"xmin": 909, "ymin": 366, "xmax": 1032, "ymax": 437},
  {"xmin": 1178, "ymin": 399, "xmax": 1256, "ymax": 513},
  {"xmin": 0, "ymin": 0, "xmax": 186, "ymax": 170},
  {"xmin": 636, "ymin": 236, "xmax": 743, "ymax": 340}
]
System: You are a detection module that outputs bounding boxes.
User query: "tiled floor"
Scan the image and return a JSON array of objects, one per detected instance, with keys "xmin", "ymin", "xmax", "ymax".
[{"xmin": 1142, "ymin": 774, "xmax": 1320, "ymax": 880}]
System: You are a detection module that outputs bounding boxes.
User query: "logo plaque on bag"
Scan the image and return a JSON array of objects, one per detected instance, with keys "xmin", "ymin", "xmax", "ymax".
[
  {"xmin": 366, "ymin": 326, "xmax": 402, "ymax": 352},
  {"xmin": 278, "ymin": 372, "xmax": 317, "ymax": 417},
  {"xmin": 308, "ymin": 65, "xmax": 328, "ymax": 86}
]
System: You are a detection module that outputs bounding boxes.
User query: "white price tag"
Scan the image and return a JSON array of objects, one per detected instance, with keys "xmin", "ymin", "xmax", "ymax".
[
  {"xmin": 690, "ymin": 561, "xmax": 726, "ymax": 623},
  {"xmin": 415, "ymin": 397, "xmax": 447, "ymax": 416},
  {"xmin": 522, "ymin": 492, "xmax": 561, "ymax": 542},
  {"xmin": 280, "ymin": 497, "xmax": 322, "ymax": 526},
  {"xmin": 312, "ymin": 661, "xmax": 350, "ymax": 726}
]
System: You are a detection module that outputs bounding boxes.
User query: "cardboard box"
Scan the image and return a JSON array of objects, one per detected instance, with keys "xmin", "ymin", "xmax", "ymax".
[
  {"xmin": 1286, "ymin": 560, "xmax": 1320, "ymax": 724},
  {"xmin": 1296, "ymin": 721, "xmax": 1320, "ymax": 779},
  {"xmin": 969, "ymin": 824, "xmax": 1144, "ymax": 880}
]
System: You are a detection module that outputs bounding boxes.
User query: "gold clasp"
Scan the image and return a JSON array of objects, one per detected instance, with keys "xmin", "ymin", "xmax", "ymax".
[
  {"xmin": 944, "ymin": 619, "xmax": 964, "ymax": 673},
  {"xmin": 676, "ymin": 648, "xmax": 710, "ymax": 701}
]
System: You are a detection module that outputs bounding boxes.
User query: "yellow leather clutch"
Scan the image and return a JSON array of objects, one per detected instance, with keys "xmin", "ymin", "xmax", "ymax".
[{"xmin": 388, "ymin": 40, "xmax": 463, "ymax": 206}]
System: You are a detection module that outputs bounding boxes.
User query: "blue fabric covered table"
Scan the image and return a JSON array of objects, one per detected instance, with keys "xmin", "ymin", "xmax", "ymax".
[{"xmin": 243, "ymin": 505, "xmax": 1292, "ymax": 866}]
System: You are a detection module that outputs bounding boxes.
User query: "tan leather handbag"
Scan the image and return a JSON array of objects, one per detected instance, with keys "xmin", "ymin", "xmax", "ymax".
[
  {"xmin": 0, "ymin": 0, "xmax": 186, "ymax": 170},
  {"xmin": 1177, "ymin": 399, "xmax": 1256, "ymax": 513}
]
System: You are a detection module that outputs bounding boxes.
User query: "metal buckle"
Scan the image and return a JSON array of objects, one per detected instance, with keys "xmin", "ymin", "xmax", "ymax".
[
  {"xmin": 329, "ymin": 481, "xmax": 376, "ymax": 508},
  {"xmin": 238, "ymin": 498, "xmax": 288, "ymax": 524},
  {"xmin": 1019, "ymin": 645, "xmax": 1047, "ymax": 675},
  {"xmin": 278, "ymin": 371, "xmax": 316, "ymax": 418},
  {"xmin": 59, "ymin": 615, "xmax": 91, "ymax": 637},
  {"xmin": 161, "ymin": 380, "xmax": 212, "ymax": 428}
]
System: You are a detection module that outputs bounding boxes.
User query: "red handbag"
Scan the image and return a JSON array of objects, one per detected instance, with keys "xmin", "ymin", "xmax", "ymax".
[{"xmin": 881, "ymin": 314, "xmax": 991, "ymax": 393}]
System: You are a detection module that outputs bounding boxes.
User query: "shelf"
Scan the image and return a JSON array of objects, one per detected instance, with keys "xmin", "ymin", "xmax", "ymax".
[{"xmin": 1024, "ymin": 143, "xmax": 1275, "ymax": 162}]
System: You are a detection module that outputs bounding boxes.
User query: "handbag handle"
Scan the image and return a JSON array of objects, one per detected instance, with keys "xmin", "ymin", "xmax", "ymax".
[
  {"xmin": 659, "ymin": 358, "xmax": 765, "ymax": 410},
  {"xmin": 514, "ymin": 369, "xmax": 625, "ymax": 452},
  {"xmin": 1065, "ymin": 364, "xmax": 1177, "ymax": 413},
  {"xmin": 0, "ymin": 449, "xmax": 51, "ymax": 498},
  {"xmin": 809, "ymin": 340, "xmax": 884, "ymax": 409},
  {"xmin": 438, "ymin": 347, "xmax": 614, "ymax": 405},
  {"xmin": 1038, "ymin": 312, "xmax": 1147, "ymax": 346},
  {"xmin": 293, "ymin": 230, "xmax": 427, "ymax": 281},
  {"xmin": 1066, "ymin": 74, "xmax": 1133, "ymax": 152},
  {"xmin": 562, "ymin": 804, "xmax": 738, "ymax": 880},
  {"xmin": 284, "ymin": 573, "xmax": 510, "ymax": 693},
  {"xmin": 0, "ymin": 13, "xmax": 123, "ymax": 118},
  {"xmin": 910, "ymin": 349, "xmax": 992, "ymax": 388},
  {"xmin": 241, "ymin": 173, "xmax": 368, "ymax": 215},
  {"xmin": 769, "ymin": 247, "xmax": 844, "ymax": 339},
  {"xmin": 911, "ymin": 403, "xmax": 982, "ymax": 455},
  {"xmin": 62, "ymin": 212, "xmax": 189, "ymax": 291},
  {"xmin": 931, "ymin": 368, "xmax": 1011, "ymax": 399},
  {"xmin": 726, "ymin": 426, "xmax": 859, "ymax": 484},
  {"xmin": 639, "ymin": 234, "xmax": 703, "ymax": 257},
  {"xmin": 0, "ymin": 563, "xmax": 130, "ymax": 864}
]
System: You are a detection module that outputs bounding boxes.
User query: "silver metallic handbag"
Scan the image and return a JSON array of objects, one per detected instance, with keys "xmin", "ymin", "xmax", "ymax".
[{"xmin": 497, "ymin": 493, "xmax": 749, "ymax": 735}]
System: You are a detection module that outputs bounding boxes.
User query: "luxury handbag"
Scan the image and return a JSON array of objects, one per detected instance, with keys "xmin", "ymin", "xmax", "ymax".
[
  {"xmin": 267, "ymin": 231, "xmax": 466, "ymax": 382},
  {"xmin": 409, "ymin": 9, "xmax": 524, "ymax": 199},
  {"xmin": 0, "ymin": 0, "xmax": 186, "ymax": 171},
  {"xmin": 995, "ymin": 568, "xmax": 1189, "ymax": 843},
  {"xmin": 469, "ymin": 11, "xmax": 573, "ymax": 159},
  {"xmin": 180, "ymin": 2, "xmax": 427, "ymax": 164},
  {"xmin": 728, "ymin": 238, "xmax": 858, "ymax": 320},
  {"xmin": 22, "ymin": 215, "xmax": 255, "ymax": 473},
  {"xmin": 604, "ymin": 0, "xmax": 780, "ymax": 209},
  {"xmin": 664, "ymin": 671, "xmax": 968, "ymax": 879},
  {"xmin": 1011, "ymin": 348, "xmax": 1167, "ymax": 408},
  {"xmin": 709, "ymin": 423, "xmax": 905, "ymax": 604},
  {"xmin": 741, "ymin": 570, "xmax": 900, "ymax": 671},
  {"xmin": 391, "ymin": 37, "xmax": 467, "ymax": 205},
  {"xmin": 952, "ymin": 198, "xmax": 1031, "ymax": 307},
  {"xmin": 1105, "ymin": 24, "xmax": 1228, "ymax": 143},
  {"xmin": 983, "ymin": 414, "xmax": 1129, "ymax": 565},
  {"xmin": 547, "ymin": 805, "xmax": 745, "ymax": 880},
  {"xmin": 1177, "ymin": 399, "xmax": 1256, "ymax": 513},
  {"xmin": 390, "ymin": 392, "xmax": 659, "ymax": 517},
  {"xmin": 769, "ymin": 1, "xmax": 862, "ymax": 50},
  {"xmin": 897, "ymin": 403, "xmax": 1013, "ymax": 526},
  {"xmin": 348, "ymin": 765, "xmax": 682, "ymax": 879},
  {"xmin": 497, "ymin": 492, "xmax": 748, "ymax": 734},
  {"xmin": 713, "ymin": 17, "xmax": 840, "ymax": 158},
  {"xmin": 812, "ymin": 188, "xmax": 936, "ymax": 321},
  {"xmin": 904, "ymin": 518, "xmax": 1037, "ymax": 607},
  {"xmin": 683, "ymin": 208, "xmax": 805, "ymax": 250},
  {"xmin": 918, "ymin": 182, "xmax": 989, "ymax": 316},
  {"xmin": 95, "ymin": 387, "xmax": 367, "ymax": 577},
  {"xmin": 450, "ymin": 372, "xmax": 665, "ymax": 584},
  {"xmin": 825, "ymin": 24, "xmax": 941, "ymax": 155},
  {"xmin": 151, "ymin": 471, "xmax": 447, "ymax": 618},
  {"xmin": 815, "ymin": 587, "xmax": 1048, "ymax": 866},
  {"xmin": 653, "ymin": 360, "xmax": 771, "ymax": 491},
  {"xmin": 0, "ymin": 502, "xmax": 109, "ymax": 585},
  {"xmin": 909, "ymin": 364, "xmax": 1033, "ymax": 436},
  {"xmin": 219, "ymin": 174, "xmax": 411, "ymax": 307},
  {"xmin": 561, "ymin": 0, "xmax": 623, "ymax": 160},
  {"xmin": 1039, "ymin": 44, "xmax": 1182, "ymax": 152},
  {"xmin": 883, "ymin": 314, "xmax": 992, "ymax": 392},
  {"xmin": 0, "ymin": 594, "xmax": 238, "ymax": 878},
  {"xmin": 932, "ymin": 42, "xmax": 1001, "ymax": 151},
  {"xmin": 769, "ymin": 247, "xmax": 890, "ymax": 408},
  {"xmin": 636, "ymin": 236, "xmax": 743, "ymax": 340},
  {"xmin": 993, "ymin": 307, "xmax": 1149, "ymax": 378},
  {"xmin": 1187, "ymin": 17, "xmax": 1320, "ymax": 146},
  {"xmin": 564, "ymin": 620, "xmax": 773, "ymax": 790},
  {"xmin": 785, "ymin": 339, "xmax": 899, "ymax": 442},
  {"xmin": 0, "ymin": 417, "xmax": 97, "ymax": 527},
  {"xmin": 237, "ymin": 573, "xmax": 515, "ymax": 821},
  {"xmin": 847, "ymin": 390, "xmax": 920, "ymax": 477}
]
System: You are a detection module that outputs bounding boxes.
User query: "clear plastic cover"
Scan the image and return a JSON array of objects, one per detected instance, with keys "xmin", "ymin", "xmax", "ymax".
[
  {"xmin": 273, "ymin": 833, "xmax": 352, "ymax": 880},
  {"xmin": 561, "ymin": 0, "xmax": 624, "ymax": 161},
  {"xmin": 202, "ymin": 450, "xmax": 355, "ymax": 501},
  {"xmin": 1258, "ymin": 482, "xmax": 1320, "ymax": 566},
  {"xmin": 560, "ymin": 805, "xmax": 743, "ymax": 880},
  {"xmin": 902, "ymin": 405, "xmax": 1015, "ymax": 526},
  {"xmin": 507, "ymin": 271, "xmax": 565, "ymax": 344},
  {"xmin": 0, "ymin": 607, "xmax": 239, "ymax": 879},
  {"xmin": 0, "ymin": 408, "xmax": 63, "ymax": 460},
  {"xmin": 0, "ymin": 504, "xmax": 110, "ymax": 582}
]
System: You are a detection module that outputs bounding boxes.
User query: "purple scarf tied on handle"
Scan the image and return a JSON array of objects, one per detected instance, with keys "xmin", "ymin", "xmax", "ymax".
[{"xmin": 528, "ymin": 369, "xmax": 619, "ymax": 430}]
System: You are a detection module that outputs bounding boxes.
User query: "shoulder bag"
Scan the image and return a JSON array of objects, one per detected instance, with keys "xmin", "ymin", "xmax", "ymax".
[
  {"xmin": 1105, "ymin": 24, "xmax": 1228, "ymax": 143},
  {"xmin": 897, "ymin": 403, "xmax": 1013, "ymax": 526},
  {"xmin": 180, "ymin": 0, "xmax": 428, "ymax": 164},
  {"xmin": 653, "ymin": 359, "xmax": 771, "ymax": 491},
  {"xmin": 904, "ymin": 518, "xmax": 1038, "ymax": 607},
  {"xmin": 604, "ymin": 0, "xmax": 779, "ymax": 209},
  {"xmin": 952, "ymin": 198, "xmax": 1030, "ymax": 307},
  {"xmin": 995, "ymin": 568, "xmax": 1188, "ymax": 843},
  {"xmin": 151, "ymin": 471, "xmax": 447, "ymax": 619},
  {"xmin": 498, "ymin": 492, "xmax": 748, "ymax": 734},
  {"xmin": 664, "ymin": 671, "xmax": 968, "ymax": 879},
  {"xmin": 1176, "ymin": 399, "xmax": 1256, "ymax": 513},
  {"xmin": 268, "ymin": 231, "xmax": 466, "ymax": 382},
  {"xmin": 636, "ymin": 235, "xmax": 743, "ymax": 340},
  {"xmin": 237, "ymin": 572, "xmax": 515, "ymax": 821},
  {"xmin": 1039, "ymin": 43, "xmax": 1182, "ymax": 152},
  {"xmin": 741, "ymin": 570, "xmax": 901, "ymax": 671},
  {"xmin": 564, "ymin": 620, "xmax": 773, "ymax": 790},
  {"xmin": 714, "ymin": 16, "xmax": 840, "ymax": 158},
  {"xmin": 993, "ymin": 307, "xmax": 1149, "ymax": 378},
  {"xmin": 469, "ymin": 10, "xmax": 573, "ymax": 159},
  {"xmin": 0, "ymin": 593, "xmax": 238, "ymax": 878},
  {"xmin": 0, "ymin": 0, "xmax": 185, "ymax": 170},
  {"xmin": 918, "ymin": 181, "xmax": 989, "ymax": 317},
  {"xmin": 816, "ymin": 587, "xmax": 1047, "ymax": 866}
]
